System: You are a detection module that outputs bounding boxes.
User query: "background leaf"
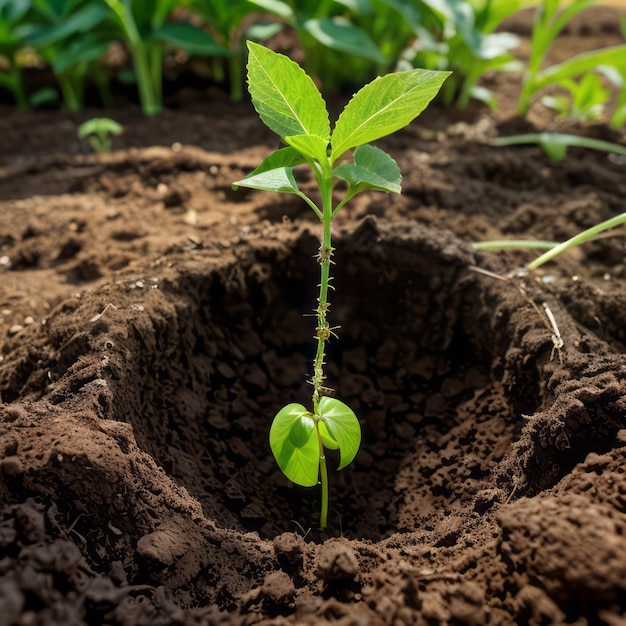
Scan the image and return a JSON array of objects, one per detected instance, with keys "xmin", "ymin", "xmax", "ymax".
[
  {"xmin": 303, "ymin": 17, "xmax": 385, "ymax": 63},
  {"xmin": 155, "ymin": 23, "xmax": 230, "ymax": 56},
  {"xmin": 331, "ymin": 68, "xmax": 450, "ymax": 160},
  {"xmin": 246, "ymin": 41, "xmax": 330, "ymax": 141}
]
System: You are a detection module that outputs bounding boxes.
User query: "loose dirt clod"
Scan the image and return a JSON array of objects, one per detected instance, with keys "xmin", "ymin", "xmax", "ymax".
[{"xmin": 316, "ymin": 540, "xmax": 359, "ymax": 582}]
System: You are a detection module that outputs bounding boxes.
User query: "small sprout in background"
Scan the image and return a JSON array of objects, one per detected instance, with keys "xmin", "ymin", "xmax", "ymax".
[
  {"xmin": 78, "ymin": 117, "xmax": 124, "ymax": 153},
  {"xmin": 233, "ymin": 42, "xmax": 449, "ymax": 531},
  {"xmin": 541, "ymin": 72, "xmax": 610, "ymax": 121},
  {"xmin": 475, "ymin": 214, "xmax": 626, "ymax": 272},
  {"xmin": 491, "ymin": 132, "xmax": 626, "ymax": 163},
  {"xmin": 398, "ymin": 0, "xmax": 522, "ymax": 109},
  {"xmin": 517, "ymin": 0, "xmax": 626, "ymax": 118}
]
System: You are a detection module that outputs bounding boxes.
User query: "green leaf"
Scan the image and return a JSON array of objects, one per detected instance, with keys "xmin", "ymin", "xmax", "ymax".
[
  {"xmin": 53, "ymin": 34, "xmax": 111, "ymax": 72},
  {"xmin": 242, "ymin": 146, "xmax": 307, "ymax": 177},
  {"xmin": 331, "ymin": 68, "xmax": 450, "ymax": 161},
  {"xmin": 25, "ymin": 3, "xmax": 111, "ymax": 47},
  {"xmin": 319, "ymin": 420, "xmax": 339, "ymax": 450},
  {"xmin": 332, "ymin": 144, "xmax": 401, "ymax": 194},
  {"xmin": 535, "ymin": 44, "xmax": 626, "ymax": 92},
  {"xmin": 78, "ymin": 117, "xmax": 124, "ymax": 139},
  {"xmin": 318, "ymin": 397, "xmax": 361, "ymax": 471},
  {"xmin": 232, "ymin": 166, "xmax": 301, "ymax": 194},
  {"xmin": 155, "ymin": 23, "xmax": 230, "ymax": 56},
  {"xmin": 303, "ymin": 17, "xmax": 385, "ymax": 64},
  {"xmin": 285, "ymin": 134, "xmax": 329, "ymax": 164},
  {"xmin": 246, "ymin": 41, "xmax": 330, "ymax": 141},
  {"xmin": 492, "ymin": 132, "xmax": 626, "ymax": 163},
  {"xmin": 270, "ymin": 403, "xmax": 319, "ymax": 487},
  {"xmin": 246, "ymin": 0, "xmax": 293, "ymax": 20}
]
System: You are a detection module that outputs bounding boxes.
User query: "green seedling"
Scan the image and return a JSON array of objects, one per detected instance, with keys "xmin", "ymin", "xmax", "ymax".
[
  {"xmin": 0, "ymin": 0, "xmax": 32, "ymax": 109},
  {"xmin": 491, "ymin": 132, "xmax": 626, "ymax": 163},
  {"xmin": 78, "ymin": 117, "xmax": 124, "ymax": 152},
  {"xmin": 248, "ymin": 0, "xmax": 386, "ymax": 93},
  {"xmin": 233, "ymin": 41, "xmax": 449, "ymax": 530},
  {"xmin": 475, "ymin": 215, "xmax": 626, "ymax": 270},
  {"xmin": 597, "ymin": 64, "xmax": 626, "ymax": 131},
  {"xmin": 517, "ymin": 0, "xmax": 626, "ymax": 116},
  {"xmin": 527, "ymin": 212, "xmax": 626, "ymax": 271},
  {"xmin": 22, "ymin": 0, "xmax": 115, "ymax": 111},
  {"xmin": 541, "ymin": 72, "xmax": 610, "ymax": 121},
  {"xmin": 399, "ymin": 0, "xmax": 522, "ymax": 109},
  {"xmin": 186, "ymin": 0, "xmax": 282, "ymax": 102},
  {"xmin": 104, "ymin": 0, "xmax": 229, "ymax": 115}
]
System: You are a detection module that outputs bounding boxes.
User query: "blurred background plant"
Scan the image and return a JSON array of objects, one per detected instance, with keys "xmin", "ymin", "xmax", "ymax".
[
  {"xmin": 77, "ymin": 115, "xmax": 123, "ymax": 151},
  {"xmin": 1, "ymin": 0, "xmax": 626, "ymax": 128},
  {"xmin": 517, "ymin": 0, "xmax": 626, "ymax": 128},
  {"xmin": 0, "ymin": 0, "xmax": 32, "ymax": 108},
  {"xmin": 397, "ymin": 0, "xmax": 524, "ymax": 108},
  {"xmin": 182, "ymin": 0, "xmax": 283, "ymax": 101}
]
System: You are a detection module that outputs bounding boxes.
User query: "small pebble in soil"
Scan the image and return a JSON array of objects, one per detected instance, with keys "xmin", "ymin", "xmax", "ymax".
[
  {"xmin": 273, "ymin": 532, "xmax": 305, "ymax": 571},
  {"xmin": 316, "ymin": 540, "xmax": 359, "ymax": 582},
  {"xmin": 261, "ymin": 571, "xmax": 295, "ymax": 605},
  {"xmin": 1, "ymin": 456, "xmax": 23, "ymax": 476}
]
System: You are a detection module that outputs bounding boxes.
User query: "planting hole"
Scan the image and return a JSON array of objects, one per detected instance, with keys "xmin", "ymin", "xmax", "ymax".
[{"xmin": 99, "ymin": 219, "xmax": 555, "ymax": 539}]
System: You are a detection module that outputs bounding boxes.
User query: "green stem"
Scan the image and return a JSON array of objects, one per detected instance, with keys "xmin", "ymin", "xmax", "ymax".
[
  {"xmin": 312, "ymin": 176, "xmax": 334, "ymax": 414},
  {"xmin": 91, "ymin": 63, "xmax": 113, "ymax": 107},
  {"xmin": 316, "ymin": 421, "xmax": 329, "ymax": 530},
  {"xmin": 311, "ymin": 172, "xmax": 334, "ymax": 531},
  {"xmin": 8, "ymin": 61, "xmax": 28, "ymax": 109},
  {"xmin": 473, "ymin": 239, "xmax": 558, "ymax": 252},
  {"xmin": 57, "ymin": 72, "xmax": 82, "ymax": 112},
  {"xmin": 229, "ymin": 50, "xmax": 243, "ymax": 103},
  {"xmin": 149, "ymin": 43, "xmax": 162, "ymax": 104},
  {"xmin": 528, "ymin": 212, "xmax": 626, "ymax": 270},
  {"xmin": 132, "ymin": 41, "xmax": 161, "ymax": 115},
  {"xmin": 105, "ymin": 0, "xmax": 161, "ymax": 115}
]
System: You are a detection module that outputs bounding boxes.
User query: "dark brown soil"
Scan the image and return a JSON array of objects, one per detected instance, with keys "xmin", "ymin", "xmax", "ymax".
[{"xmin": 2, "ymin": 7, "xmax": 626, "ymax": 625}]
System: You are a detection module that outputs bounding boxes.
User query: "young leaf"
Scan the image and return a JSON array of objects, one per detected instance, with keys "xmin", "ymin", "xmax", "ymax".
[
  {"xmin": 232, "ymin": 166, "xmax": 302, "ymax": 194},
  {"xmin": 78, "ymin": 118, "xmax": 123, "ymax": 139},
  {"xmin": 332, "ymin": 144, "xmax": 401, "ymax": 194},
  {"xmin": 317, "ymin": 397, "xmax": 361, "ymax": 470},
  {"xmin": 246, "ymin": 41, "xmax": 330, "ymax": 141},
  {"xmin": 269, "ymin": 404, "xmax": 319, "ymax": 487},
  {"xmin": 285, "ymin": 134, "xmax": 329, "ymax": 165},
  {"xmin": 319, "ymin": 420, "xmax": 339, "ymax": 450},
  {"xmin": 240, "ymin": 146, "xmax": 307, "ymax": 177},
  {"xmin": 330, "ymin": 68, "xmax": 450, "ymax": 161}
]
